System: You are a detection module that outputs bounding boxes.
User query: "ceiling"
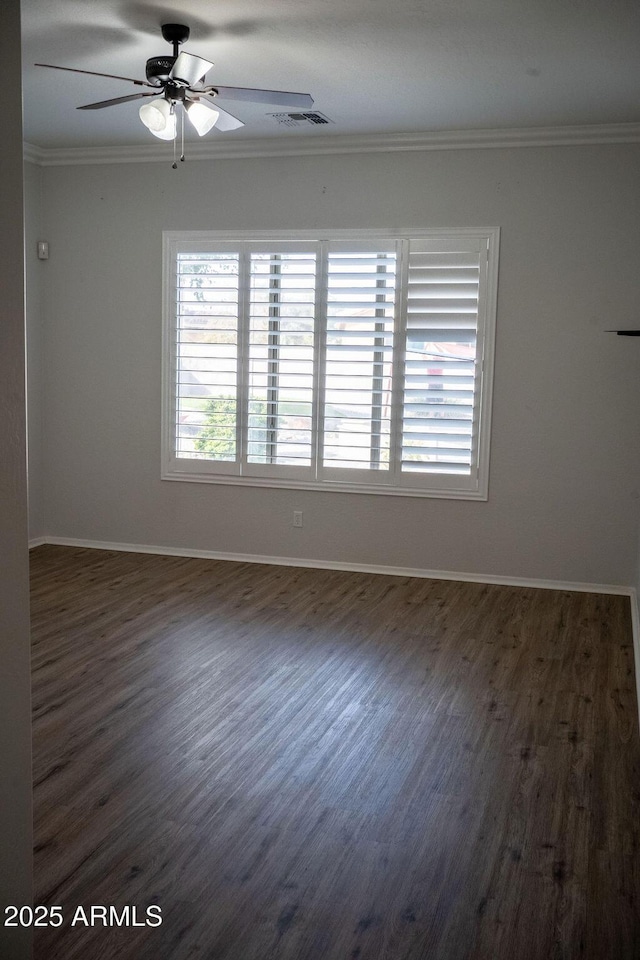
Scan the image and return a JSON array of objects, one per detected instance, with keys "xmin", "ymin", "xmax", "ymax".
[{"xmin": 21, "ymin": 0, "xmax": 640, "ymax": 150}]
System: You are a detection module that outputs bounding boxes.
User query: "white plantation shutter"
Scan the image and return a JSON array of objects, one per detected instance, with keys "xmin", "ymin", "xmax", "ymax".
[
  {"xmin": 164, "ymin": 230, "xmax": 497, "ymax": 498},
  {"xmin": 401, "ymin": 238, "xmax": 487, "ymax": 486},
  {"xmin": 320, "ymin": 243, "xmax": 398, "ymax": 479},
  {"xmin": 174, "ymin": 251, "xmax": 240, "ymax": 467},
  {"xmin": 245, "ymin": 250, "xmax": 316, "ymax": 474}
]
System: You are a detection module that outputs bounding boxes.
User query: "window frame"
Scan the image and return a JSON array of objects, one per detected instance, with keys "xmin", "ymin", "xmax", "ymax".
[{"xmin": 162, "ymin": 227, "xmax": 499, "ymax": 500}]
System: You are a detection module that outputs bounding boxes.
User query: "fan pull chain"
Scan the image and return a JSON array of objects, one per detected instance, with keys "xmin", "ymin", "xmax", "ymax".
[
  {"xmin": 172, "ymin": 104, "xmax": 177, "ymax": 169},
  {"xmin": 181, "ymin": 104, "xmax": 185, "ymax": 163}
]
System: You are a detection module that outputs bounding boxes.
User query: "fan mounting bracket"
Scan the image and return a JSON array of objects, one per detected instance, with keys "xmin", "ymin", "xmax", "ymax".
[{"xmin": 161, "ymin": 23, "xmax": 190, "ymax": 47}]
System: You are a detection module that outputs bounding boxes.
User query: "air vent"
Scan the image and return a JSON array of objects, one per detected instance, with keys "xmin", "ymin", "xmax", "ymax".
[{"xmin": 269, "ymin": 111, "xmax": 334, "ymax": 127}]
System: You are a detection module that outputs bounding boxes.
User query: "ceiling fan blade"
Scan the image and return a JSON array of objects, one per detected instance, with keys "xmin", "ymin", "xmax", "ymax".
[
  {"xmin": 185, "ymin": 97, "xmax": 245, "ymax": 132},
  {"xmin": 170, "ymin": 51, "xmax": 214, "ymax": 86},
  {"xmin": 191, "ymin": 100, "xmax": 244, "ymax": 132},
  {"xmin": 205, "ymin": 85, "xmax": 314, "ymax": 108},
  {"xmin": 35, "ymin": 63, "xmax": 153, "ymax": 87},
  {"xmin": 211, "ymin": 105, "xmax": 245, "ymax": 132},
  {"xmin": 77, "ymin": 93, "xmax": 157, "ymax": 110}
]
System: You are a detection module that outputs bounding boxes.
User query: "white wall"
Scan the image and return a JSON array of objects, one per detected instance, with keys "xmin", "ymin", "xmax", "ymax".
[
  {"xmin": 0, "ymin": 0, "xmax": 33, "ymax": 954},
  {"xmin": 39, "ymin": 142, "xmax": 640, "ymax": 586},
  {"xmin": 25, "ymin": 161, "xmax": 44, "ymax": 542}
]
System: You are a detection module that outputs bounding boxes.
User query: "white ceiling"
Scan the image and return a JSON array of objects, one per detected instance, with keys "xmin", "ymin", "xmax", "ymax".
[{"xmin": 21, "ymin": 0, "xmax": 640, "ymax": 150}]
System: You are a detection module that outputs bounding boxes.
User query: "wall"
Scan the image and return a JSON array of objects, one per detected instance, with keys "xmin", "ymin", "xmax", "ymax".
[
  {"xmin": 39, "ymin": 142, "xmax": 640, "ymax": 587},
  {"xmin": 636, "ymin": 518, "xmax": 640, "ymax": 673},
  {"xmin": 0, "ymin": 0, "xmax": 33, "ymax": 955},
  {"xmin": 25, "ymin": 161, "xmax": 44, "ymax": 542}
]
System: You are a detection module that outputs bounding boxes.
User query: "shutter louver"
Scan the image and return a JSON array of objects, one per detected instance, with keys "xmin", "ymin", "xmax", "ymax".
[
  {"xmin": 322, "ymin": 247, "xmax": 397, "ymax": 472},
  {"xmin": 175, "ymin": 253, "xmax": 240, "ymax": 462},
  {"xmin": 402, "ymin": 240, "xmax": 482, "ymax": 475},
  {"xmin": 247, "ymin": 252, "xmax": 316, "ymax": 466}
]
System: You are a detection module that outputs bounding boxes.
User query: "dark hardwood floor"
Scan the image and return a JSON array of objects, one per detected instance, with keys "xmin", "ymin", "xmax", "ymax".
[{"xmin": 30, "ymin": 544, "xmax": 640, "ymax": 959}]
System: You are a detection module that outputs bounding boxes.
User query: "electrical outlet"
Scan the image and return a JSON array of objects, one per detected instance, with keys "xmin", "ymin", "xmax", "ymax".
[{"xmin": 293, "ymin": 510, "xmax": 303, "ymax": 528}]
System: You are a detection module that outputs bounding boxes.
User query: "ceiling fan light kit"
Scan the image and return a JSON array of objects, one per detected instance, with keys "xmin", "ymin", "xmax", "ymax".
[
  {"xmin": 185, "ymin": 101, "xmax": 220, "ymax": 136},
  {"xmin": 35, "ymin": 22, "xmax": 314, "ymax": 166},
  {"xmin": 139, "ymin": 98, "xmax": 176, "ymax": 138}
]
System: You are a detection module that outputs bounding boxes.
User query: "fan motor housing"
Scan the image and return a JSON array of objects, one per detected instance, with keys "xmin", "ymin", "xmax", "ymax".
[{"xmin": 145, "ymin": 56, "xmax": 176, "ymax": 85}]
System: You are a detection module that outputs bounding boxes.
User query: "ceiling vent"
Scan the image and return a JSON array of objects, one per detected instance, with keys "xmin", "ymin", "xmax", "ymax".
[{"xmin": 269, "ymin": 111, "xmax": 333, "ymax": 127}]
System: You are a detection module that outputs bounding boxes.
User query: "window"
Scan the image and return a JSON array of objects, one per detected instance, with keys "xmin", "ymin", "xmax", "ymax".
[{"xmin": 162, "ymin": 228, "xmax": 499, "ymax": 498}]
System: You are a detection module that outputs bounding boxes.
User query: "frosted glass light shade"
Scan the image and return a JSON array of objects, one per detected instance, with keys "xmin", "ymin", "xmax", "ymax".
[
  {"xmin": 186, "ymin": 101, "xmax": 220, "ymax": 136},
  {"xmin": 139, "ymin": 98, "xmax": 176, "ymax": 140}
]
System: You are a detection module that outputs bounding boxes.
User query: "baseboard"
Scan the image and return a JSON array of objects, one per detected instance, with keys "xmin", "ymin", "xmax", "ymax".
[
  {"xmin": 28, "ymin": 536, "xmax": 47, "ymax": 549},
  {"xmin": 629, "ymin": 589, "xmax": 640, "ymax": 732},
  {"xmin": 30, "ymin": 535, "xmax": 633, "ymax": 597}
]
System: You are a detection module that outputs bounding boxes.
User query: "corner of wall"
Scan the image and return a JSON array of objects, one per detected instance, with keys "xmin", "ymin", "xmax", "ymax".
[{"xmin": 24, "ymin": 159, "xmax": 45, "ymax": 542}]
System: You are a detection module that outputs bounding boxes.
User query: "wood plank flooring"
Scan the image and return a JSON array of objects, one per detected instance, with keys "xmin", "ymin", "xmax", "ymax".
[{"xmin": 30, "ymin": 544, "xmax": 640, "ymax": 959}]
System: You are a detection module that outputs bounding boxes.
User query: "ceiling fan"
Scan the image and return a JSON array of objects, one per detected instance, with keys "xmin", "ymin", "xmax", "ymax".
[{"xmin": 35, "ymin": 23, "xmax": 314, "ymax": 163}]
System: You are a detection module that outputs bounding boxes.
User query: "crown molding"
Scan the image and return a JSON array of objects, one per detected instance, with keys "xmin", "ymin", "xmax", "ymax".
[
  {"xmin": 23, "ymin": 122, "xmax": 640, "ymax": 167},
  {"xmin": 23, "ymin": 142, "xmax": 46, "ymax": 164}
]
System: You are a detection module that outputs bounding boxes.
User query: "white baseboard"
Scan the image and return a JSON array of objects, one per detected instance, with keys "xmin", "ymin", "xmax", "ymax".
[
  {"xmin": 630, "ymin": 589, "xmax": 640, "ymax": 732},
  {"xmin": 30, "ymin": 535, "xmax": 633, "ymax": 597},
  {"xmin": 28, "ymin": 536, "xmax": 47, "ymax": 549}
]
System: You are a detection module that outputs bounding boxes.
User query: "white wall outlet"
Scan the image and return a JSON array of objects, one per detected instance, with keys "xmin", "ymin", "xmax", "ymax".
[{"xmin": 293, "ymin": 510, "xmax": 303, "ymax": 528}]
